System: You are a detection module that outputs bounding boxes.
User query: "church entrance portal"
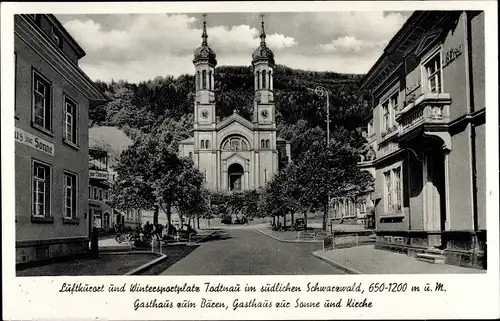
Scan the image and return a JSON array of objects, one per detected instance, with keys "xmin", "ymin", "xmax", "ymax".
[{"xmin": 228, "ymin": 163, "xmax": 244, "ymax": 191}]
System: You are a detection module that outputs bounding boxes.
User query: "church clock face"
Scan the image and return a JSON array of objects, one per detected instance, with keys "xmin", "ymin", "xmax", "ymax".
[
  {"xmin": 201, "ymin": 109, "xmax": 209, "ymax": 119},
  {"xmin": 260, "ymin": 109, "xmax": 268, "ymax": 119}
]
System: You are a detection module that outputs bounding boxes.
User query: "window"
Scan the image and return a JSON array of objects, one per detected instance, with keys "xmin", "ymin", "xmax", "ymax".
[
  {"xmin": 51, "ymin": 28, "xmax": 63, "ymax": 48},
  {"xmin": 63, "ymin": 172, "xmax": 77, "ymax": 219},
  {"xmin": 223, "ymin": 136, "xmax": 249, "ymax": 151},
  {"xmin": 262, "ymin": 70, "xmax": 267, "ymax": 89},
  {"xmin": 389, "ymin": 92, "xmax": 399, "ymax": 126},
  {"xmin": 93, "ymin": 187, "xmax": 98, "ymax": 200},
  {"xmin": 32, "ymin": 71, "xmax": 51, "ymax": 131},
  {"xmin": 265, "ymin": 139, "xmax": 270, "ymax": 149},
  {"xmin": 103, "ymin": 213, "xmax": 110, "ymax": 228},
  {"xmin": 264, "ymin": 169, "xmax": 267, "ymax": 182},
  {"xmin": 196, "ymin": 71, "xmax": 200, "ymax": 90},
  {"xmin": 384, "ymin": 167, "xmax": 403, "ymax": 213},
  {"xmin": 202, "ymin": 70, "xmax": 207, "ymax": 89},
  {"xmin": 32, "ymin": 161, "xmax": 51, "ymax": 217},
  {"xmin": 256, "ymin": 71, "xmax": 260, "ymax": 89},
  {"xmin": 201, "ymin": 140, "xmax": 205, "ymax": 149},
  {"xmin": 384, "ymin": 171, "xmax": 392, "ymax": 212},
  {"xmin": 89, "ymin": 185, "xmax": 92, "ymax": 198},
  {"xmin": 381, "ymin": 101, "xmax": 390, "ymax": 134},
  {"xmin": 105, "ymin": 190, "xmax": 109, "ymax": 200},
  {"xmin": 367, "ymin": 119, "xmax": 374, "ymax": 136},
  {"xmin": 394, "ymin": 168, "xmax": 402, "ymax": 211},
  {"xmin": 381, "ymin": 92, "xmax": 399, "ymax": 134},
  {"xmin": 269, "ymin": 71, "xmax": 272, "ymax": 90},
  {"xmin": 64, "ymin": 96, "xmax": 77, "ymax": 144},
  {"xmin": 189, "ymin": 152, "xmax": 193, "ymax": 159},
  {"xmin": 209, "ymin": 71, "xmax": 212, "ymax": 90},
  {"xmin": 206, "ymin": 140, "xmax": 210, "ymax": 149},
  {"xmin": 99, "ymin": 189, "xmax": 103, "ymax": 200},
  {"xmin": 261, "ymin": 140, "xmax": 265, "ymax": 148},
  {"xmin": 424, "ymin": 51, "xmax": 442, "ymax": 93}
]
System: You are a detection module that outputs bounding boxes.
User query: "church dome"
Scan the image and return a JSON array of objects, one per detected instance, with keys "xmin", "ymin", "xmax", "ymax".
[
  {"xmin": 252, "ymin": 45, "xmax": 274, "ymax": 66},
  {"xmin": 252, "ymin": 17, "xmax": 275, "ymax": 66},
  {"xmin": 193, "ymin": 14, "xmax": 217, "ymax": 66},
  {"xmin": 193, "ymin": 45, "xmax": 217, "ymax": 66}
]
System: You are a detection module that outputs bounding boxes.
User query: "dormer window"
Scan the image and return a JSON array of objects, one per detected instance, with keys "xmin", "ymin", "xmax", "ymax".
[{"xmin": 51, "ymin": 28, "xmax": 63, "ymax": 48}]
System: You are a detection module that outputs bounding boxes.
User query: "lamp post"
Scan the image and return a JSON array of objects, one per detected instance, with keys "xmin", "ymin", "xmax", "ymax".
[
  {"xmin": 314, "ymin": 86, "xmax": 330, "ymax": 146},
  {"xmin": 314, "ymin": 85, "xmax": 331, "ymax": 232}
]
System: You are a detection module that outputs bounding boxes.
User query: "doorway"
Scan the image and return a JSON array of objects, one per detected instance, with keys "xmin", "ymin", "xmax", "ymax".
[
  {"xmin": 423, "ymin": 149, "xmax": 446, "ymax": 246},
  {"xmin": 228, "ymin": 163, "xmax": 244, "ymax": 191}
]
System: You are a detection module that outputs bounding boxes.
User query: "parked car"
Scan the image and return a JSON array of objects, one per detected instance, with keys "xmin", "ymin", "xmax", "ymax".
[
  {"xmin": 234, "ymin": 216, "xmax": 248, "ymax": 224},
  {"xmin": 294, "ymin": 218, "xmax": 306, "ymax": 231}
]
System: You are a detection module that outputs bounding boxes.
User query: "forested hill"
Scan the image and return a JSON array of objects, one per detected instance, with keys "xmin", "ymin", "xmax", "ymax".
[{"xmin": 90, "ymin": 65, "xmax": 370, "ymax": 157}]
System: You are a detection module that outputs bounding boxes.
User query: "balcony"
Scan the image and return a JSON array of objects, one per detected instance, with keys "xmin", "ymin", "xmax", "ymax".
[
  {"xmin": 89, "ymin": 169, "xmax": 109, "ymax": 181},
  {"xmin": 396, "ymin": 93, "xmax": 451, "ymax": 142}
]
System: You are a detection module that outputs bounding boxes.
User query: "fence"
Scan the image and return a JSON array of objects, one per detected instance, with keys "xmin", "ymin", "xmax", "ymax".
[{"xmin": 322, "ymin": 232, "xmax": 360, "ymax": 252}]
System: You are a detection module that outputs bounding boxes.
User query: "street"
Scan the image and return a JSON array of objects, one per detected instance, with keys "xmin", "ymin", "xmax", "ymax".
[{"xmin": 161, "ymin": 229, "xmax": 345, "ymax": 275}]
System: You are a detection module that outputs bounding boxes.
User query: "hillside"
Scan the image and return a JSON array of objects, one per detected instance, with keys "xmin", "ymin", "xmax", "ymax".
[{"xmin": 90, "ymin": 65, "xmax": 369, "ymax": 159}]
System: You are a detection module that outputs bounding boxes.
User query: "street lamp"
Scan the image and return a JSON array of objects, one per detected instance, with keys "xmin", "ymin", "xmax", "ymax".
[
  {"xmin": 314, "ymin": 85, "xmax": 330, "ymax": 146},
  {"xmin": 313, "ymin": 85, "xmax": 331, "ymax": 232}
]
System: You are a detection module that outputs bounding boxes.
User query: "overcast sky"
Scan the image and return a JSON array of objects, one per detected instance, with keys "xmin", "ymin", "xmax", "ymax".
[{"xmin": 56, "ymin": 12, "xmax": 412, "ymax": 83}]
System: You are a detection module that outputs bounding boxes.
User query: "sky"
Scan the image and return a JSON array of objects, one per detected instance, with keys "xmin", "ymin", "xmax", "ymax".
[{"xmin": 56, "ymin": 12, "xmax": 412, "ymax": 83}]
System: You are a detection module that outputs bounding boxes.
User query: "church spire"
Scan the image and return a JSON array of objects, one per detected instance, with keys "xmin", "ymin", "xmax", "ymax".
[
  {"xmin": 202, "ymin": 13, "xmax": 208, "ymax": 46},
  {"xmin": 259, "ymin": 14, "xmax": 266, "ymax": 46}
]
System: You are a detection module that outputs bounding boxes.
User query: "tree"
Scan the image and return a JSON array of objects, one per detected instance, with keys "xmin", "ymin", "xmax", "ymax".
[
  {"xmin": 111, "ymin": 134, "xmax": 204, "ymax": 230},
  {"xmin": 293, "ymin": 133, "xmax": 374, "ymax": 230}
]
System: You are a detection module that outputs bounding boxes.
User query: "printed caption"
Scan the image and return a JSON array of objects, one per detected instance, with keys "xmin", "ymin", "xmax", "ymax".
[{"xmin": 58, "ymin": 281, "xmax": 447, "ymax": 311}]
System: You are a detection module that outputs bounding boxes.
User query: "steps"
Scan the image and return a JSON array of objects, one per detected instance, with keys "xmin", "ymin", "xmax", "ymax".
[{"xmin": 415, "ymin": 248, "xmax": 446, "ymax": 264}]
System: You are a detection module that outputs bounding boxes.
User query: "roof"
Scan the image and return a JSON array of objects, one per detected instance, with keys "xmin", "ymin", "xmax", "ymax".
[
  {"xmin": 47, "ymin": 14, "xmax": 86, "ymax": 59},
  {"xmin": 359, "ymin": 11, "xmax": 452, "ymax": 91},
  {"xmin": 180, "ymin": 137, "xmax": 194, "ymax": 144},
  {"xmin": 216, "ymin": 111, "xmax": 254, "ymax": 131}
]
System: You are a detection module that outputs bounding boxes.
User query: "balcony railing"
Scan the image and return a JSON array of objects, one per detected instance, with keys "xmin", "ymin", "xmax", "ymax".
[
  {"xmin": 396, "ymin": 93, "xmax": 451, "ymax": 137},
  {"xmin": 89, "ymin": 169, "xmax": 109, "ymax": 180}
]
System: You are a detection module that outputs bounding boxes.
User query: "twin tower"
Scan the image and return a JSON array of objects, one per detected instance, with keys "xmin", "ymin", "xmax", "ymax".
[
  {"xmin": 180, "ymin": 14, "xmax": 290, "ymax": 192},
  {"xmin": 192, "ymin": 14, "xmax": 275, "ymax": 125}
]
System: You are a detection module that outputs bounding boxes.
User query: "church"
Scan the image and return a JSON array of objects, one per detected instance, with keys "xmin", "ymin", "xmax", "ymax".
[{"xmin": 179, "ymin": 15, "xmax": 291, "ymax": 192}]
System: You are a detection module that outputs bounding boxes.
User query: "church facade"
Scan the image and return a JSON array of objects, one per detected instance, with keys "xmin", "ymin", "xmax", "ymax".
[{"xmin": 179, "ymin": 16, "xmax": 291, "ymax": 192}]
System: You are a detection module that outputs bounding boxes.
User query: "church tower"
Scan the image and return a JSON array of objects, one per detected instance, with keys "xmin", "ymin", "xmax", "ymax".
[
  {"xmin": 192, "ymin": 14, "xmax": 217, "ymax": 190},
  {"xmin": 193, "ymin": 13, "xmax": 217, "ymax": 130},
  {"xmin": 252, "ymin": 15, "xmax": 278, "ymax": 186},
  {"xmin": 252, "ymin": 15, "xmax": 275, "ymax": 126}
]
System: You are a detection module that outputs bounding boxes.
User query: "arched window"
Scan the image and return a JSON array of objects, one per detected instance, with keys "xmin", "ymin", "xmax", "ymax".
[
  {"xmin": 261, "ymin": 140, "xmax": 265, "ymax": 148},
  {"xmin": 209, "ymin": 71, "xmax": 212, "ymax": 90},
  {"xmin": 202, "ymin": 70, "xmax": 207, "ymax": 89},
  {"xmin": 256, "ymin": 71, "xmax": 260, "ymax": 89},
  {"xmin": 264, "ymin": 169, "xmax": 267, "ymax": 182},
  {"xmin": 262, "ymin": 70, "xmax": 267, "ymax": 89},
  {"xmin": 222, "ymin": 136, "xmax": 250, "ymax": 151},
  {"xmin": 196, "ymin": 71, "xmax": 200, "ymax": 90},
  {"xmin": 265, "ymin": 139, "xmax": 270, "ymax": 149},
  {"xmin": 206, "ymin": 140, "xmax": 210, "ymax": 149},
  {"xmin": 189, "ymin": 152, "xmax": 193, "ymax": 159},
  {"xmin": 269, "ymin": 71, "xmax": 272, "ymax": 90},
  {"xmin": 201, "ymin": 140, "xmax": 205, "ymax": 149}
]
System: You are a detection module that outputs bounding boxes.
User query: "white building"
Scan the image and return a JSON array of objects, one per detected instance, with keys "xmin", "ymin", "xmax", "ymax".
[{"xmin": 178, "ymin": 16, "xmax": 291, "ymax": 192}]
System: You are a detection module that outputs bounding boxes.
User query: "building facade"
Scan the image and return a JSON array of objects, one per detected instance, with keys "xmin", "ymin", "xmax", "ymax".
[
  {"xmin": 359, "ymin": 11, "xmax": 486, "ymax": 269},
  {"xmin": 88, "ymin": 149, "xmax": 114, "ymax": 233},
  {"xmin": 89, "ymin": 149, "xmax": 142, "ymax": 233},
  {"xmin": 178, "ymin": 16, "xmax": 291, "ymax": 192},
  {"xmin": 14, "ymin": 14, "xmax": 108, "ymax": 265}
]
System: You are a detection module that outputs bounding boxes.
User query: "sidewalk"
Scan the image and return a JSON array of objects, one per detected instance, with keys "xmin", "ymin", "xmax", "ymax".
[
  {"xmin": 256, "ymin": 224, "xmax": 371, "ymax": 243},
  {"xmin": 313, "ymin": 245, "xmax": 486, "ymax": 274}
]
